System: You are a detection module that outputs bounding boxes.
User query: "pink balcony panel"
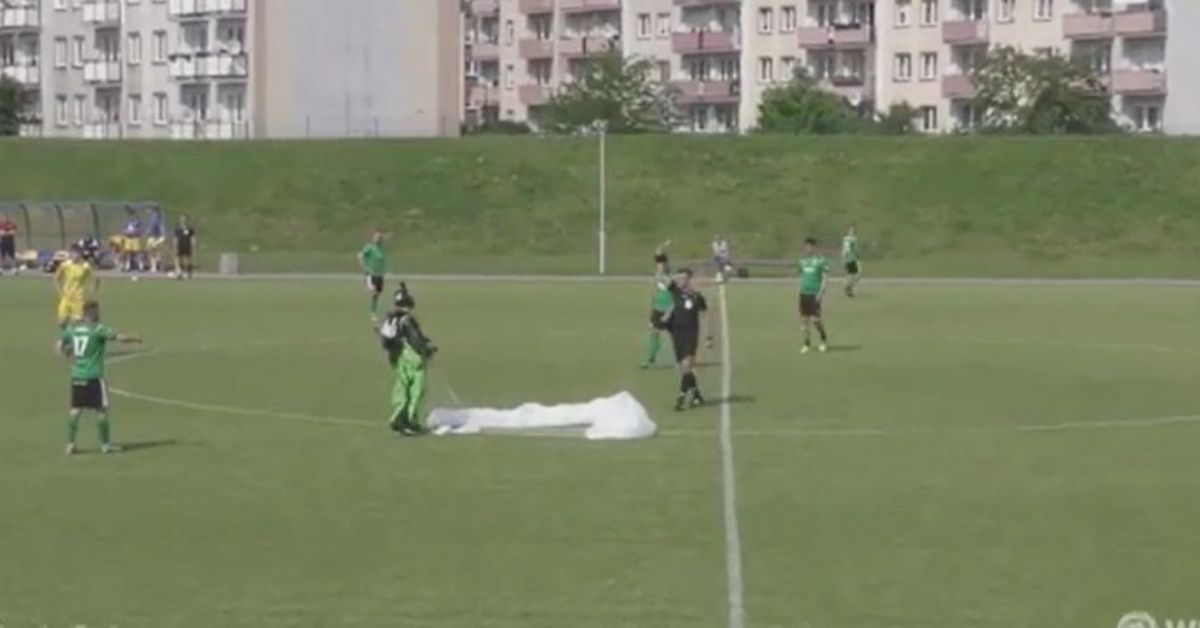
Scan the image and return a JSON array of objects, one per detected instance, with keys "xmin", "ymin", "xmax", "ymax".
[
  {"xmin": 559, "ymin": 35, "xmax": 616, "ymax": 57},
  {"xmin": 519, "ymin": 38, "xmax": 554, "ymax": 58},
  {"xmin": 1114, "ymin": 9, "xmax": 1166, "ymax": 36},
  {"xmin": 519, "ymin": 84, "xmax": 552, "ymax": 106},
  {"xmin": 1111, "ymin": 69, "xmax": 1166, "ymax": 95},
  {"xmin": 473, "ymin": 42, "xmax": 499, "ymax": 60},
  {"xmin": 942, "ymin": 20, "xmax": 989, "ymax": 45},
  {"xmin": 471, "ymin": 0, "xmax": 499, "ymax": 15},
  {"xmin": 518, "ymin": 0, "xmax": 554, "ymax": 13},
  {"xmin": 559, "ymin": 0, "xmax": 620, "ymax": 14},
  {"xmin": 797, "ymin": 25, "xmax": 872, "ymax": 48},
  {"xmin": 941, "ymin": 74, "xmax": 976, "ymax": 99},
  {"xmin": 671, "ymin": 31, "xmax": 739, "ymax": 54},
  {"xmin": 672, "ymin": 80, "xmax": 739, "ymax": 105},
  {"xmin": 1063, "ymin": 13, "xmax": 1114, "ymax": 38},
  {"xmin": 674, "ymin": 0, "xmax": 740, "ymax": 6},
  {"xmin": 468, "ymin": 85, "xmax": 500, "ymax": 108}
]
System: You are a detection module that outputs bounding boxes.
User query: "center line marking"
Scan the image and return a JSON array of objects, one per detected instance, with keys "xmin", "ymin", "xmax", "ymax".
[{"xmin": 717, "ymin": 284, "xmax": 747, "ymax": 628}]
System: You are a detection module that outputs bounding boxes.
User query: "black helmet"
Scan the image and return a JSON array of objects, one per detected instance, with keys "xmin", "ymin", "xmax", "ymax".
[{"xmin": 393, "ymin": 282, "xmax": 415, "ymax": 309}]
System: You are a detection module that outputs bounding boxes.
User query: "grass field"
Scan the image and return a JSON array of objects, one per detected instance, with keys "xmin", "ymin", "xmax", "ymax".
[
  {"xmin": 4, "ymin": 136, "xmax": 1200, "ymax": 276},
  {"xmin": 2, "ymin": 275, "xmax": 1199, "ymax": 627}
]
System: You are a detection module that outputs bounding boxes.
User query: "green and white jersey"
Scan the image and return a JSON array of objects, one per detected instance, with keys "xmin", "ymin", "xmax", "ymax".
[
  {"xmin": 651, "ymin": 268, "xmax": 673, "ymax": 312},
  {"xmin": 799, "ymin": 255, "xmax": 829, "ymax": 295},
  {"xmin": 60, "ymin": 322, "xmax": 116, "ymax": 380},
  {"xmin": 842, "ymin": 234, "xmax": 859, "ymax": 263},
  {"xmin": 361, "ymin": 242, "xmax": 386, "ymax": 276}
]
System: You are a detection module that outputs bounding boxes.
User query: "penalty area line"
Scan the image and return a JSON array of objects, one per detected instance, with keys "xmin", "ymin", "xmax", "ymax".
[{"xmin": 717, "ymin": 284, "xmax": 747, "ymax": 628}]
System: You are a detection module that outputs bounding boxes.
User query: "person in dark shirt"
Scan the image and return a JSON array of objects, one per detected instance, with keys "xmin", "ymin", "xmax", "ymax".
[
  {"xmin": 0, "ymin": 213, "xmax": 18, "ymax": 276},
  {"xmin": 661, "ymin": 268, "xmax": 712, "ymax": 411},
  {"xmin": 173, "ymin": 215, "xmax": 197, "ymax": 279},
  {"xmin": 377, "ymin": 283, "xmax": 437, "ymax": 435}
]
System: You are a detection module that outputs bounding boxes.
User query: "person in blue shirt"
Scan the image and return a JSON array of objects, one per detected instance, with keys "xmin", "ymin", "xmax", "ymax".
[
  {"xmin": 145, "ymin": 207, "xmax": 166, "ymax": 273},
  {"xmin": 121, "ymin": 208, "xmax": 143, "ymax": 273}
]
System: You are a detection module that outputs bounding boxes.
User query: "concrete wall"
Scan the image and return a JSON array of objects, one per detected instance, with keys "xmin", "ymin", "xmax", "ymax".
[
  {"xmin": 1164, "ymin": 0, "xmax": 1200, "ymax": 135},
  {"xmin": 254, "ymin": 0, "xmax": 459, "ymax": 138}
]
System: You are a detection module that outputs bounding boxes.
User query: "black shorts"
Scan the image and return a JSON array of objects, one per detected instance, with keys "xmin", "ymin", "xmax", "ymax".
[
  {"xmin": 366, "ymin": 275, "xmax": 384, "ymax": 294},
  {"xmin": 799, "ymin": 294, "xmax": 822, "ymax": 318},
  {"xmin": 845, "ymin": 260, "xmax": 860, "ymax": 275},
  {"xmin": 176, "ymin": 246, "xmax": 193, "ymax": 258},
  {"xmin": 70, "ymin": 378, "xmax": 108, "ymax": 410},
  {"xmin": 0, "ymin": 235, "xmax": 14, "ymax": 258},
  {"xmin": 670, "ymin": 329, "xmax": 699, "ymax": 362},
  {"xmin": 649, "ymin": 310, "xmax": 668, "ymax": 330}
]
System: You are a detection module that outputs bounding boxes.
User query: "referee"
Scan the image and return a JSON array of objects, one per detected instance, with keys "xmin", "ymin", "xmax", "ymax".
[{"xmin": 661, "ymin": 268, "xmax": 711, "ymax": 411}]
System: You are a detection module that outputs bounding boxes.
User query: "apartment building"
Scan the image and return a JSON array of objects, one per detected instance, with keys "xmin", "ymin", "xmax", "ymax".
[
  {"xmin": 462, "ymin": 0, "xmax": 1198, "ymax": 134},
  {"xmin": 1, "ymin": 0, "xmax": 460, "ymax": 139}
]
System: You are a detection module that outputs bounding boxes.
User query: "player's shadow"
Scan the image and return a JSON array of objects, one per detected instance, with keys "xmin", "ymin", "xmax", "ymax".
[
  {"xmin": 109, "ymin": 347, "xmax": 156, "ymax": 358},
  {"xmin": 823, "ymin": 344, "xmax": 863, "ymax": 353},
  {"xmin": 120, "ymin": 439, "xmax": 189, "ymax": 452},
  {"xmin": 706, "ymin": 394, "xmax": 756, "ymax": 406}
]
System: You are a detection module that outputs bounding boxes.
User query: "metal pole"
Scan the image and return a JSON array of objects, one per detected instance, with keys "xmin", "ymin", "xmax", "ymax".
[{"xmin": 598, "ymin": 125, "xmax": 607, "ymax": 275}]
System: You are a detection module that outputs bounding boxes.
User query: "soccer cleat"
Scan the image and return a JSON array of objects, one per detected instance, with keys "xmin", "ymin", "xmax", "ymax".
[
  {"xmin": 674, "ymin": 395, "xmax": 688, "ymax": 412},
  {"xmin": 101, "ymin": 444, "xmax": 122, "ymax": 455},
  {"xmin": 801, "ymin": 345, "xmax": 811, "ymax": 355},
  {"xmin": 690, "ymin": 390, "xmax": 706, "ymax": 408},
  {"xmin": 65, "ymin": 443, "xmax": 77, "ymax": 456},
  {"xmin": 819, "ymin": 344, "xmax": 828, "ymax": 353}
]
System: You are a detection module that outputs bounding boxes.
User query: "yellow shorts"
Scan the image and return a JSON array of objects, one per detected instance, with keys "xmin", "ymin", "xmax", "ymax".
[
  {"xmin": 124, "ymin": 237, "xmax": 143, "ymax": 253},
  {"xmin": 57, "ymin": 298, "xmax": 84, "ymax": 324}
]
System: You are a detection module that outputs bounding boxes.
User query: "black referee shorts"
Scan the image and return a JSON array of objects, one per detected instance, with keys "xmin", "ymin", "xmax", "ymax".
[
  {"xmin": 670, "ymin": 329, "xmax": 699, "ymax": 363},
  {"xmin": 0, "ymin": 235, "xmax": 15, "ymax": 258}
]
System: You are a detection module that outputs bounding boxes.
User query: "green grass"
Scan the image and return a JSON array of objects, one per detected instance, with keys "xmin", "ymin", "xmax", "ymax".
[
  {"xmin": 3, "ymin": 136, "xmax": 1200, "ymax": 276},
  {"xmin": 2, "ymin": 277, "xmax": 1199, "ymax": 627}
]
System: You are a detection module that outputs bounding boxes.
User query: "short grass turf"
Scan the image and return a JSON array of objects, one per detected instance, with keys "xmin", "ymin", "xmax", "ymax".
[{"xmin": 1, "ymin": 277, "xmax": 1198, "ymax": 628}]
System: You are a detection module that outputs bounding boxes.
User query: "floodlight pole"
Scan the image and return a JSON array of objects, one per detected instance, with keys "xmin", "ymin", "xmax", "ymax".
[{"xmin": 596, "ymin": 120, "xmax": 608, "ymax": 275}]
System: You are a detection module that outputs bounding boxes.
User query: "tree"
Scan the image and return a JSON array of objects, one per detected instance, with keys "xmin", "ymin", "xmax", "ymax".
[
  {"xmin": 971, "ymin": 46, "xmax": 1119, "ymax": 134},
  {"xmin": 0, "ymin": 75, "xmax": 27, "ymax": 137},
  {"xmin": 542, "ymin": 51, "xmax": 677, "ymax": 134},
  {"xmin": 877, "ymin": 102, "xmax": 919, "ymax": 135},
  {"xmin": 756, "ymin": 71, "xmax": 861, "ymax": 134}
]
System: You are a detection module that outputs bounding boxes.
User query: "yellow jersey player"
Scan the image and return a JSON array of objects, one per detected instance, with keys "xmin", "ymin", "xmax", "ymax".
[{"xmin": 55, "ymin": 246, "xmax": 99, "ymax": 327}]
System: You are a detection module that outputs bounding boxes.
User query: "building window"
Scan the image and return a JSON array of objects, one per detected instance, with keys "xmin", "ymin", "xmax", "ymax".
[
  {"xmin": 781, "ymin": 6, "xmax": 797, "ymax": 32},
  {"xmin": 504, "ymin": 20, "xmax": 514, "ymax": 46},
  {"xmin": 128, "ymin": 94, "xmax": 142, "ymax": 125},
  {"xmin": 657, "ymin": 60, "xmax": 670, "ymax": 82},
  {"xmin": 715, "ymin": 106, "xmax": 736, "ymax": 132},
  {"xmin": 127, "ymin": 33, "xmax": 141, "ymax": 65},
  {"xmin": 921, "ymin": 0, "xmax": 938, "ymax": 25},
  {"xmin": 997, "ymin": 0, "xmax": 1014, "ymax": 21},
  {"xmin": 154, "ymin": 92, "xmax": 167, "ymax": 125},
  {"xmin": 73, "ymin": 94, "xmax": 85, "ymax": 126},
  {"xmin": 718, "ymin": 57, "xmax": 739, "ymax": 80},
  {"xmin": 1135, "ymin": 104, "xmax": 1161, "ymax": 132},
  {"xmin": 504, "ymin": 63, "xmax": 514, "ymax": 89},
  {"xmin": 71, "ymin": 36, "xmax": 84, "ymax": 68},
  {"xmin": 921, "ymin": 106, "xmax": 938, "ymax": 131},
  {"xmin": 656, "ymin": 13, "xmax": 671, "ymax": 38},
  {"xmin": 55, "ymin": 95, "xmax": 68, "ymax": 126},
  {"xmin": 758, "ymin": 8, "xmax": 774, "ymax": 34},
  {"xmin": 920, "ymin": 52, "xmax": 938, "ymax": 80},
  {"xmin": 128, "ymin": 0, "xmax": 141, "ymax": 4},
  {"xmin": 893, "ymin": 53, "xmax": 912, "ymax": 81},
  {"xmin": 54, "ymin": 0, "xmax": 66, "ymax": 9},
  {"xmin": 1034, "ymin": 0, "xmax": 1053, "ymax": 20},
  {"xmin": 153, "ymin": 31, "xmax": 167, "ymax": 63},
  {"xmin": 54, "ymin": 37, "xmax": 67, "ymax": 67},
  {"xmin": 895, "ymin": 0, "xmax": 912, "ymax": 27},
  {"xmin": 780, "ymin": 55, "xmax": 796, "ymax": 80},
  {"xmin": 691, "ymin": 107, "xmax": 709, "ymax": 132},
  {"xmin": 637, "ymin": 13, "xmax": 651, "ymax": 39},
  {"xmin": 758, "ymin": 56, "xmax": 774, "ymax": 82}
]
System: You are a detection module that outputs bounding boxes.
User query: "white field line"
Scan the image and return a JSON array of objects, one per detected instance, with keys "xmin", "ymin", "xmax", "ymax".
[{"xmin": 717, "ymin": 284, "xmax": 747, "ymax": 628}]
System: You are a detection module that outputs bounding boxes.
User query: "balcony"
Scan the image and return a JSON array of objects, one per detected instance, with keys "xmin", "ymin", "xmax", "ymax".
[
  {"xmin": 672, "ymin": 30, "xmax": 739, "ymax": 54},
  {"xmin": 470, "ymin": 0, "xmax": 499, "ymax": 15},
  {"xmin": 83, "ymin": 122, "xmax": 123, "ymax": 139},
  {"xmin": 673, "ymin": 0, "xmax": 741, "ymax": 6},
  {"xmin": 519, "ymin": 38, "xmax": 554, "ymax": 59},
  {"xmin": 1114, "ymin": 9, "xmax": 1166, "ymax": 37},
  {"xmin": 942, "ymin": 20, "xmax": 989, "ymax": 45},
  {"xmin": 821, "ymin": 75, "xmax": 874, "ymax": 103},
  {"xmin": 473, "ymin": 41, "xmax": 500, "ymax": 60},
  {"xmin": 169, "ymin": 0, "xmax": 248, "ymax": 18},
  {"xmin": 797, "ymin": 24, "xmax": 873, "ymax": 48},
  {"xmin": 1064, "ymin": 13, "xmax": 1114, "ymax": 38},
  {"xmin": 559, "ymin": 0, "xmax": 620, "ymax": 14},
  {"xmin": 171, "ymin": 119, "xmax": 251, "ymax": 140},
  {"xmin": 467, "ymin": 85, "xmax": 501, "ymax": 109},
  {"xmin": 0, "ymin": 65, "xmax": 40, "ymax": 86},
  {"xmin": 559, "ymin": 35, "xmax": 616, "ymax": 58},
  {"xmin": 1111, "ymin": 68, "xmax": 1166, "ymax": 95},
  {"xmin": 82, "ymin": 1, "xmax": 121, "ymax": 25},
  {"xmin": 671, "ymin": 80, "xmax": 739, "ymax": 105},
  {"xmin": 942, "ymin": 74, "xmax": 976, "ymax": 99},
  {"xmin": 518, "ymin": 83, "xmax": 551, "ymax": 106},
  {"xmin": 169, "ymin": 52, "xmax": 248, "ymax": 80},
  {"xmin": 84, "ymin": 60, "xmax": 123, "ymax": 83},
  {"xmin": 0, "ymin": 6, "xmax": 40, "ymax": 30},
  {"xmin": 518, "ymin": 0, "xmax": 554, "ymax": 14}
]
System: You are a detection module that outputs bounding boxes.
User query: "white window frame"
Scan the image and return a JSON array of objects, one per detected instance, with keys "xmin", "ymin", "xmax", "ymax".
[
  {"xmin": 55, "ymin": 95, "xmax": 68, "ymax": 126},
  {"xmin": 895, "ymin": 0, "xmax": 912, "ymax": 27},
  {"xmin": 54, "ymin": 37, "xmax": 68, "ymax": 68},
  {"xmin": 152, "ymin": 31, "xmax": 167, "ymax": 64},
  {"xmin": 72, "ymin": 94, "xmax": 85, "ymax": 126},
  {"xmin": 758, "ymin": 56, "xmax": 774, "ymax": 83},
  {"xmin": 54, "ymin": 0, "xmax": 66, "ymax": 9},
  {"xmin": 153, "ymin": 92, "xmax": 168, "ymax": 125},
  {"xmin": 71, "ymin": 36, "xmax": 84, "ymax": 68},
  {"xmin": 781, "ymin": 6, "xmax": 797, "ymax": 33},
  {"xmin": 636, "ymin": 13, "xmax": 651, "ymax": 39},
  {"xmin": 921, "ymin": 106, "xmax": 938, "ymax": 131},
  {"xmin": 1034, "ymin": 0, "xmax": 1053, "ymax": 21},
  {"xmin": 921, "ymin": 0, "xmax": 938, "ymax": 25},
  {"xmin": 997, "ymin": 0, "xmax": 1014, "ymax": 22},
  {"xmin": 758, "ymin": 7, "xmax": 774, "ymax": 34},
  {"xmin": 780, "ymin": 55, "xmax": 796, "ymax": 81},
  {"xmin": 655, "ymin": 13, "xmax": 671, "ymax": 38},
  {"xmin": 504, "ymin": 63, "xmax": 514, "ymax": 89},
  {"xmin": 893, "ymin": 53, "xmax": 912, "ymax": 81},
  {"xmin": 504, "ymin": 20, "xmax": 514, "ymax": 46},
  {"xmin": 127, "ymin": 33, "xmax": 141, "ymax": 65},
  {"xmin": 920, "ymin": 51, "xmax": 938, "ymax": 80}
]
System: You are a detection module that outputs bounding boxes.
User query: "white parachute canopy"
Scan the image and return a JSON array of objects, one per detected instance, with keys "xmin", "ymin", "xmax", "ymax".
[{"xmin": 428, "ymin": 391, "xmax": 657, "ymax": 441}]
